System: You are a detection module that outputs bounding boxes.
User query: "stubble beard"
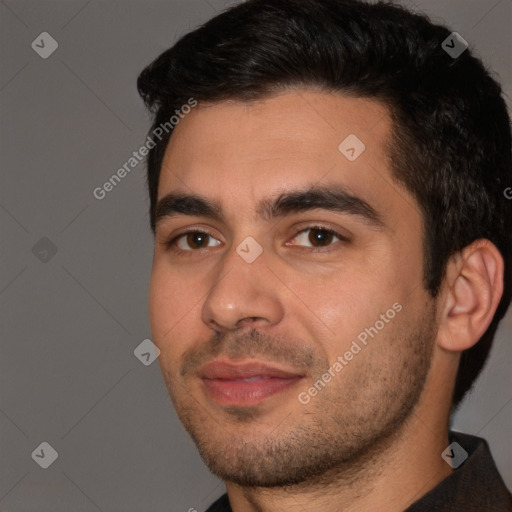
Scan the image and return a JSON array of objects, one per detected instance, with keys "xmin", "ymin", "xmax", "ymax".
[{"xmin": 164, "ymin": 301, "xmax": 438, "ymax": 489}]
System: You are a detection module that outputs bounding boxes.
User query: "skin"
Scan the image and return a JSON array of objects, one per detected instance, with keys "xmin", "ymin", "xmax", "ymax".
[{"xmin": 148, "ymin": 90, "xmax": 504, "ymax": 512}]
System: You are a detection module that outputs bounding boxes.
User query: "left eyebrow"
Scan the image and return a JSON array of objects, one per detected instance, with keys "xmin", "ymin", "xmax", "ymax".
[{"xmin": 153, "ymin": 183, "xmax": 385, "ymax": 231}]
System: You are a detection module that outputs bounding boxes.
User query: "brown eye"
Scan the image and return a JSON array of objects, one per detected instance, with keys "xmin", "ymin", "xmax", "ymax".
[
  {"xmin": 290, "ymin": 226, "xmax": 344, "ymax": 249},
  {"xmin": 308, "ymin": 228, "xmax": 336, "ymax": 247},
  {"xmin": 184, "ymin": 232, "xmax": 209, "ymax": 249},
  {"xmin": 168, "ymin": 230, "xmax": 222, "ymax": 252}
]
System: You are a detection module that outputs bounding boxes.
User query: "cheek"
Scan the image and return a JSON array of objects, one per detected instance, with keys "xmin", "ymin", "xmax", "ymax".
[
  {"xmin": 148, "ymin": 264, "xmax": 200, "ymax": 347},
  {"xmin": 288, "ymin": 258, "xmax": 412, "ymax": 362},
  {"xmin": 149, "ymin": 270, "xmax": 191, "ymax": 381},
  {"xmin": 287, "ymin": 266, "xmax": 387, "ymax": 337},
  {"xmin": 149, "ymin": 268, "xmax": 172, "ymax": 338}
]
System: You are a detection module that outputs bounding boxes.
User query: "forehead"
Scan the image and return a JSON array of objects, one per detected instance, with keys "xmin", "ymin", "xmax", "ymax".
[{"xmin": 157, "ymin": 90, "xmax": 412, "ymax": 225}]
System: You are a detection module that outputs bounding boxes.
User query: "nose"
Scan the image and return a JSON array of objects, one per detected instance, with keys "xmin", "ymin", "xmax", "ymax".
[{"xmin": 201, "ymin": 242, "xmax": 285, "ymax": 332}]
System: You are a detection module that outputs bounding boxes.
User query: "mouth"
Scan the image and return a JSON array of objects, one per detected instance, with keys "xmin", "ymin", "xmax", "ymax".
[{"xmin": 199, "ymin": 359, "xmax": 306, "ymax": 407}]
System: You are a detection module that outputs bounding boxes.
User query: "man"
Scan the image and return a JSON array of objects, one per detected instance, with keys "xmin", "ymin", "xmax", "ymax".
[{"xmin": 137, "ymin": 0, "xmax": 512, "ymax": 510}]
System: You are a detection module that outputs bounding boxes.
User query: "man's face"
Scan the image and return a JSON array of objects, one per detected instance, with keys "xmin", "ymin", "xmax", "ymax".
[{"xmin": 149, "ymin": 90, "xmax": 438, "ymax": 486}]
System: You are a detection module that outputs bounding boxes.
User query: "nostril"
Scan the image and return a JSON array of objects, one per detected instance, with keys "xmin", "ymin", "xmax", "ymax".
[{"xmin": 236, "ymin": 318, "xmax": 260, "ymax": 329}]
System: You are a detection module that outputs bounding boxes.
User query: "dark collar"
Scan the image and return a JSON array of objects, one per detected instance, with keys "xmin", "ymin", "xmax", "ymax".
[
  {"xmin": 205, "ymin": 432, "xmax": 512, "ymax": 512},
  {"xmin": 405, "ymin": 431, "xmax": 512, "ymax": 511}
]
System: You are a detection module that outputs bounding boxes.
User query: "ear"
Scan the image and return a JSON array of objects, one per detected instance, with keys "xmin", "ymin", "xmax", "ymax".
[{"xmin": 437, "ymin": 239, "xmax": 504, "ymax": 352}]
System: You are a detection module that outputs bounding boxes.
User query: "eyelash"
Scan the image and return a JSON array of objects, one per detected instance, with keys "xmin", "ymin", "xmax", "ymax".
[{"xmin": 164, "ymin": 225, "xmax": 346, "ymax": 257}]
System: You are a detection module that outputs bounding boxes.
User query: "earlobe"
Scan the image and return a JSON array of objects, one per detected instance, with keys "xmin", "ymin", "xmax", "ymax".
[{"xmin": 438, "ymin": 239, "xmax": 504, "ymax": 353}]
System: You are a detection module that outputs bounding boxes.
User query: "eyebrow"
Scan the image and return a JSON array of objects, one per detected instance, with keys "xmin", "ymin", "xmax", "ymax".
[{"xmin": 154, "ymin": 184, "xmax": 385, "ymax": 230}]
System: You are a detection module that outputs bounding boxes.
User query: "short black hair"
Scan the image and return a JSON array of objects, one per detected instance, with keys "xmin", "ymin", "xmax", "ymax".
[{"xmin": 137, "ymin": 0, "xmax": 512, "ymax": 408}]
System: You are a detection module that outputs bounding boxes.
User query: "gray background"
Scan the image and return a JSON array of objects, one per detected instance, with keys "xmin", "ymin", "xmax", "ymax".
[{"xmin": 1, "ymin": 0, "xmax": 510, "ymax": 510}]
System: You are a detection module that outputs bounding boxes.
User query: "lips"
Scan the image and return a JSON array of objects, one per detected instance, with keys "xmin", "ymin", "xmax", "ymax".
[
  {"xmin": 199, "ymin": 360, "xmax": 305, "ymax": 406},
  {"xmin": 200, "ymin": 360, "xmax": 304, "ymax": 380}
]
